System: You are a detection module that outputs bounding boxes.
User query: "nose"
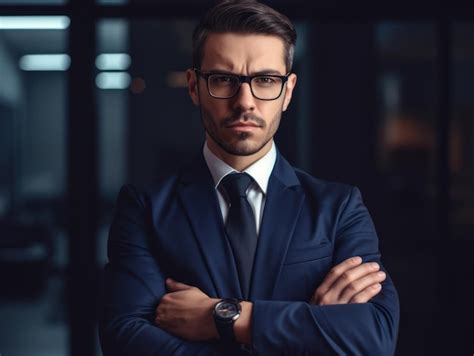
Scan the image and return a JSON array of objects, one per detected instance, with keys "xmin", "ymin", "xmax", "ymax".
[{"xmin": 232, "ymin": 82, "xmax": 256, "ymax": 112}]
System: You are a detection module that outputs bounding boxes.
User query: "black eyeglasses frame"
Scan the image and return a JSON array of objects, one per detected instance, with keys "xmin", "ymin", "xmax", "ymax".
[{"xmin": 194, "ymin": 69, "xmax": 290, "ymax": 101}]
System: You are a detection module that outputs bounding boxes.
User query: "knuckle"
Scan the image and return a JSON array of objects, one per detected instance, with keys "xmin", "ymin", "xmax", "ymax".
[
  {"xmin": 341, "ymin": 271, "xmax": 352, "ymax": 282},
  {"xmin": 155, "ymin": 311, "xmax": 163, "ymax": 321},
  {"xmin": 349, "ymin": 256, "xmax": 362, "ymax": 264},
  {"xmin": 339, "ymin": 290, "xmax": 349, "ymax": 301},
  {"xmin": 319, "ymin": 296, "xmax": 331, "ymax": 305},
  {"xmin": 346, "ymin": 282, "xmax": 358, "ymax": 293},
  {"xmin": 367, "ymin": 272, "xmax": 384, "ymax": 284},
  {"xmin": 372, "ymin": 283, "xmax": 382, "ymax": 291},
  {"xmin": 366, "ymin": 262, "xmax": 379, "ymax": 271},
  {"xmin": 351, "ymin": 295, "xmax": 364, "ymax": 304}
]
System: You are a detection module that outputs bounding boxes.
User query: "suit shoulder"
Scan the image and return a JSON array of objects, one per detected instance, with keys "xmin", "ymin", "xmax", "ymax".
[
  {"xmin": 292, "ymin": 168, "xmax": 368, "ymax": 231},
  {"xmin": 293, "ymin": 167, "xmax": 355, "ymax": 198},
  {"xmin": 117, "ymin": 171, "xmax": 181, "ymax": 210}
]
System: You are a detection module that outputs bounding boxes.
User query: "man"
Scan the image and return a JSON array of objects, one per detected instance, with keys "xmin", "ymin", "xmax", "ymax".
[{"xmin": 100, "ymin": 1, "xmax": 399, "ymax": 355}]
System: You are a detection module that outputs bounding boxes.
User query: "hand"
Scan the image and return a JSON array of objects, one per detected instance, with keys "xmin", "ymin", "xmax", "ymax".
[
  {"xmin": 310, "ymin": 256, "xmax": 386, "ymax": 305},
  {"xmin": 155, "ymin": 278, "xmax": 219, "ymax": 341}
]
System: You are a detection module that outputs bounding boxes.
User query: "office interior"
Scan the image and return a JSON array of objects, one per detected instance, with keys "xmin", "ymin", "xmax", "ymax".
[{"xmin": 0, "ymin": 0, "xmax": 473, "ymax": 355}]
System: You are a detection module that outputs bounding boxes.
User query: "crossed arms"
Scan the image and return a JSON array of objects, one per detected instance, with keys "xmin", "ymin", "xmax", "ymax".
[
  {"xmin": 156, "ymin": 257, "xmax": 387, "ymax": 344},
  {"xmin": 100, "ymin": 185, "xmax": 399, "ymax": 355}
]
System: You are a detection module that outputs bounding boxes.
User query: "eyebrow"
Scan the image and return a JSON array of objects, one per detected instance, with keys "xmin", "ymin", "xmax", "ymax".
[
  {"xmin": 205, "ymin": 68, "xmax": 285, "ymax": 76},
  {"xmin": 253, "ymin": 69, "xmax": 285, "ymax": 75}
]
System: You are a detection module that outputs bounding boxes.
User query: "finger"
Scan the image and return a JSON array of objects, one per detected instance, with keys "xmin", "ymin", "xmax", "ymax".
[
  {"xmin": 338, "ymin": 270, "xmax": 386, "ymax": 303},
  {"xmin": 349, "ymin": 283, "xmax": 382, "ymax": 304},
  {"xmin": 155, "ymin": 313, "xmax": 162, "ymax": 326},
  {"xmin": 166, "ymin": 278, "xmax": 193, "ymax": 292},
  {"xmin": 155, "ymin": 307, "xmax": 164, "ymax": 325},
  {"xmin": 155, "ymin": 304, "xmax": 175, "ymax": 329},
  {"xmin": 322, "ymin": 262, "xmax": 380, "ymax": 302},
  {"xmin": 312, "ymin": 256, "xmax": 363, "ymax": 302},
  {"xmin": 313, "ymin": 262, "xmax": 380, "ymax": 305}
]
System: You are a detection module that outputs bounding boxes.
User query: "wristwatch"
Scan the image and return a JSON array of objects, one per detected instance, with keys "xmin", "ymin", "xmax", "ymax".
[{"xmin": 213, "ymin": 298, "xmax": 241, "ymax": 343}]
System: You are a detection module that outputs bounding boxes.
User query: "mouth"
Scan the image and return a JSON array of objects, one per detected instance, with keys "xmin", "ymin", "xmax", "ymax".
[
  {"xmin": 226, "ymin": 122, "xmax": 260, "ymax": 132},
  {"xmin": 228, "ymin": 122, "xmax": 259, "ymax": 128}
]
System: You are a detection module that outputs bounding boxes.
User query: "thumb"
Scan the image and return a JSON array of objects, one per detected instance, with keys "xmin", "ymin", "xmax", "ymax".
[{"xmin": 166, "ymin": 278, "xmax": 193, "ymax": 292}]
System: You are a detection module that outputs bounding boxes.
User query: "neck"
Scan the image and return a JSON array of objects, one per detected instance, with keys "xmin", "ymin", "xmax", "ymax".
[{"xmin": 206, "ymin": 137, "xmax": 273, "ymax": 171}]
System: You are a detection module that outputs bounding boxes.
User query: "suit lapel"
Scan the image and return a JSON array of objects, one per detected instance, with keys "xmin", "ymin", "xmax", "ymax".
[
  {"xmin": 250, "ymin": 154, "xmax": 305, "ymax": 300},
  {"xmin": 177, "ymin": 153, "xmax": 242, "ymax": 299}
]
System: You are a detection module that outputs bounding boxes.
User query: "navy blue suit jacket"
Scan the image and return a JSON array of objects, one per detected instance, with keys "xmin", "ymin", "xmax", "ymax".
[{"xmin": 100, "ymin": 151, "xmax": 399, "ymax": 355}]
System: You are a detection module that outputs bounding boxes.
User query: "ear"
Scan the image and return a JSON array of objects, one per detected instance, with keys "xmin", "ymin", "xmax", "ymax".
[
  {"xmin": 187, "ymin": 68, "xmax": 200, "ymax": 106},
  {"xmin": 282, "ymin": 73, "xmax": 297, "ymax": 112}
]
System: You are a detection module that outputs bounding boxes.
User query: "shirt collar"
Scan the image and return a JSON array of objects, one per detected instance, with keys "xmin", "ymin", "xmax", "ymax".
[{"xmin": 203, "ymin": 140, "xmax": 277, "ymax": 194}]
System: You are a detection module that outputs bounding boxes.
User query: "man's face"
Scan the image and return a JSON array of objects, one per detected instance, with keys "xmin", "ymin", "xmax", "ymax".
[{"xmin": 187, "ymin": 33, "xmax": 297, "ymax": 157}]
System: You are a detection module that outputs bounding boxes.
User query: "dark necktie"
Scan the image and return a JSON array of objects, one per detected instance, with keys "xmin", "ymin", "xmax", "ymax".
[{"xmin": 220, "ymin": 173, "xmax": 258, "ymax": 299}]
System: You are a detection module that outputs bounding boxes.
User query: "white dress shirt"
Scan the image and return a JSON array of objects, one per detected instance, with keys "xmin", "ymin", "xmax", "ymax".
[{"xmin": 203, "ymin": 141, "xmax": 277, "ymax": 235}]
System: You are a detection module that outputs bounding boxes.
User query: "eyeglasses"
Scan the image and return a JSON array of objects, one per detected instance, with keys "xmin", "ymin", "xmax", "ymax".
[{"xmin": 194, "ymin": 69, "xmax": 290, "ymax": 101}]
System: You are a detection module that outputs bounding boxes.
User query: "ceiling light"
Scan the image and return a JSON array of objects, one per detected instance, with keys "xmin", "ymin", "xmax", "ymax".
[
  {"xmin": 0, "ymin": 16, "xmax": 70, "ymax": 30},
  {"xmin": 96, "ymin": 72, "xmax": 131, "ymax": 90},
  {"xmin": 19, "ymin": 54, "xmax": 71, "ymax": 71},
  {"xmin": 95, "ymin": 53, "xmax": 131, "ymax": 71}
]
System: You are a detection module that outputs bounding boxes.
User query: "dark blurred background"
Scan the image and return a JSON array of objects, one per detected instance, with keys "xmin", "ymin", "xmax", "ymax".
[{"xmin": 0, "ymin": 0, "xmax": 473, "ymax": 355}]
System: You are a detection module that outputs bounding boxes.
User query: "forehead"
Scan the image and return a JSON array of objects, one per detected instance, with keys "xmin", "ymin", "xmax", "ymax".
[{"xmin": 201, "ymin": 32, "xmax": 286, "ymax": 73}]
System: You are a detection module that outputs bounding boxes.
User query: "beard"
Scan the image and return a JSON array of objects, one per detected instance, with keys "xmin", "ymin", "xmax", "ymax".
[{"xmin": 200, "ymin": 107, "xmax": 282, "ymax": 157}]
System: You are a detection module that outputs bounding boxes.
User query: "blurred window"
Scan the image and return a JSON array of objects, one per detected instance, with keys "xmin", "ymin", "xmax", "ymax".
[
  {"xmin": 375, "ymin": 22, "xmax": 438, "ymax": 355},
  {"xmin": 0, "ymin": 0, "xmax": 66, "ymax": 4},
  {"xmin": 452, "ymin": 23, "xmax": 474, "ymax": 241},
  {"xmin": 0, "ymin": 15, "xmax": 69, "ymax": 356}
]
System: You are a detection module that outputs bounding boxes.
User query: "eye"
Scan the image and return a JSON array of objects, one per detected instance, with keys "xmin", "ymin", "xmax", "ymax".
[
  {"xmin": 254, "ymin": 76, "xmax": 277, "ymax": 85},
  {"xmin": 210, "ymin": 75, "xmax": 237, "ymax": 84}
]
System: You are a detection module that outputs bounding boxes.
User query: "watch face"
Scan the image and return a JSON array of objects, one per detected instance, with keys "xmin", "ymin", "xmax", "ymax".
[{"xmin": 215, "ymin": 300, "xmax": 240, "ymax": 321}]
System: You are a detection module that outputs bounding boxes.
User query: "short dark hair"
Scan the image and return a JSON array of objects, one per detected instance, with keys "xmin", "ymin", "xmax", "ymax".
[{"xmin": 192, "ymin": 0, "xmax": 297, "ymax": 72}]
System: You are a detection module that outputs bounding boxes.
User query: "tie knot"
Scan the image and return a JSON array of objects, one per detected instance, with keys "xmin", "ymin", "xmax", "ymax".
[{"xmin": 220, "ymin": 173, "xmax": 254, "ymax": 200}]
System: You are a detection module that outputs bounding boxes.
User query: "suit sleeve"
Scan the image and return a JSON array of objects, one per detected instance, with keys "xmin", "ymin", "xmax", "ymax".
[
  {"xmin": 250, "ymin": 187, "xmax": 400, "ymax": 355},
  {"xmin": 99, "ymin": 185, "xmax": 218, "ymax": 356}
]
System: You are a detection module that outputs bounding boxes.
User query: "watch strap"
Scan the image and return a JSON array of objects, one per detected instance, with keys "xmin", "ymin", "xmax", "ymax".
[
  {"xmin": 213, "ymin": 298, "xmax": 241, "ymax": 343},
  {"xmin": 215, "ymin": 317, "xmax": 237, "ymax": 343}
]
